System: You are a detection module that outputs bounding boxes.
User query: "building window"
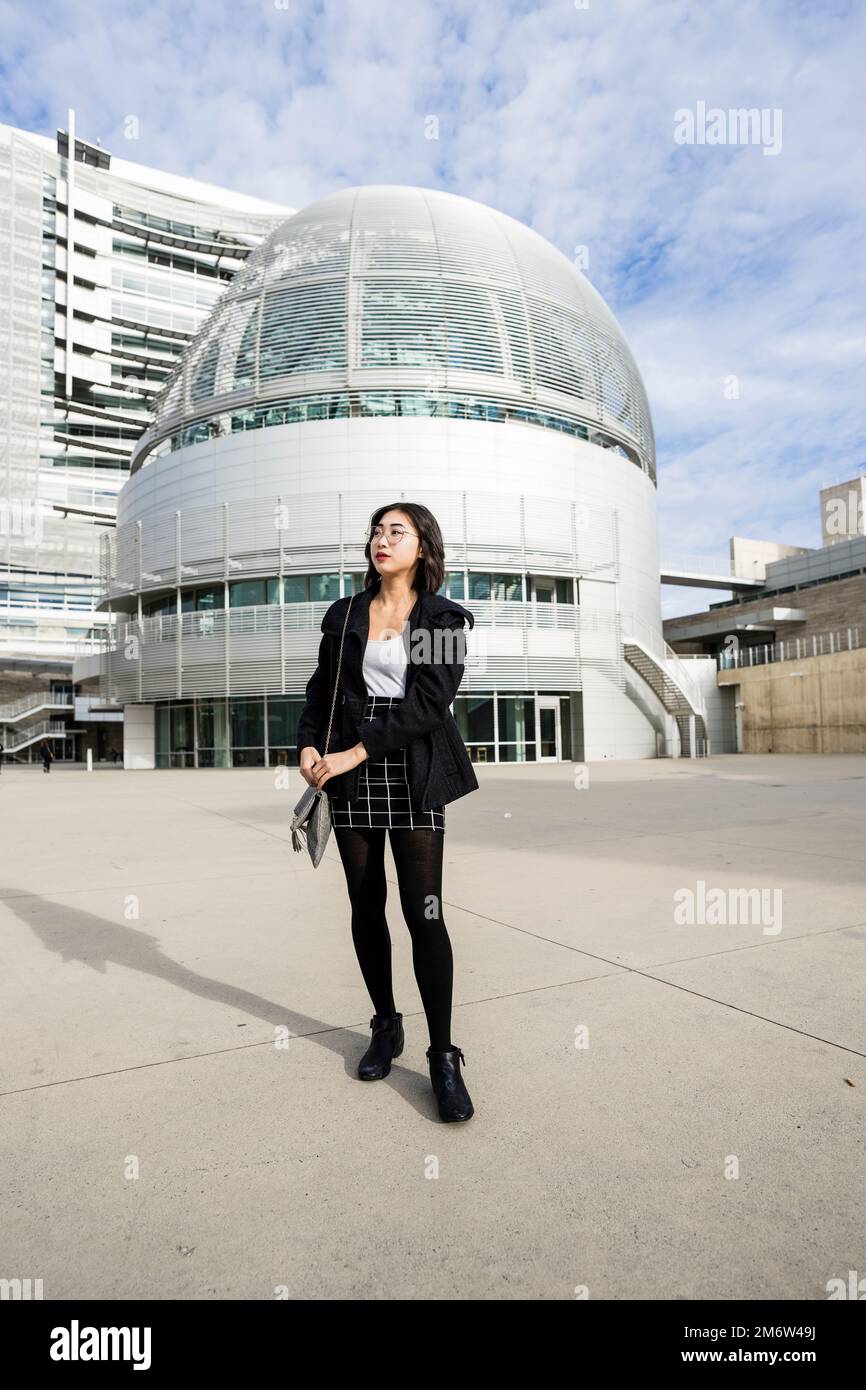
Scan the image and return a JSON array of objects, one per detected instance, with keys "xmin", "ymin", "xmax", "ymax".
[
  {"xmin": 229, "ymin": 699, "xmax": 265, "ymax": 766},
  {"xmin": 144, "ymin": 393, "xmax": 646, "ymax": 478},
  {"xmin": 155, "ymin": 703, "xmax": 195, "ymax": 768},
  {"xmin": 267, "ymin": 697, "xmax": 303, "ymax": 765},
  {"xmin": 196, "ymin": 700, "xmax": 230, "ymax": 768},
  {"xmin": 196, "ymin": 586, "xmax": 224, "ymax": 611},
  {"xmin": 155, "ymin": 692, "xmax": 572, "ymax": 768},
  {"xmin": 309, "ymin": 573, "xmax": 341, "ymax": 603},
  {"xmin": 229, "ymin": 579, "xmax": 267, "ymax": 608},
  {"xmin": 468, "ymin": 573, "xmax": 490, "ymax": 601},
  {"xmin": 461, "ymin": 572, "xmax": 524, "ymax": 602},
  {"xmin": 492, "ymin": 573, "xmax": 524, "ymax": 601},
  {"xmin": 454, "ymin": 694, "xmax": 496, "ymax": 763},
  {"xmin": 495, "ymin": 696, "xmax": 537, "ymax": 762},
  {"xmin": 144, "ymin": 568, "xmax": 564, "ymax": 621},
  {"xmin": 144, "ymin": 594, "xmax": 174, "ymax": 617},
  {"xmin": 284, "ymin": 575, "xmax": 308, "ymax": 604}
]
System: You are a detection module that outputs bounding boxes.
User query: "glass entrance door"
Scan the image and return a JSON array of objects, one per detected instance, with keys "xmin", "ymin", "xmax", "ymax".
[{"xmin": 536, "ymin": 697, "xmax": 561, "ymax": 761}]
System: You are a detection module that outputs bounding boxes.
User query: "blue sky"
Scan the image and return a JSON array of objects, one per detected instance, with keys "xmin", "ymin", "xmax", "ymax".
[{"xmin": 2, "ymin": 0, "xmax": 864, "ymax": 616}]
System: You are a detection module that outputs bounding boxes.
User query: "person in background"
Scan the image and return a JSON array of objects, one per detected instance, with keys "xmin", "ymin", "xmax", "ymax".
[{"xmin": 41, "ymin": 742, "xmax": 54, "ymax": 774}]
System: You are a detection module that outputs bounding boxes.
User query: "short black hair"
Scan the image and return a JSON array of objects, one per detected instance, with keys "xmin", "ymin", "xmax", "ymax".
[{"xmin": 362, "ymin": 501, "xmax": 446, "ymax": 594}]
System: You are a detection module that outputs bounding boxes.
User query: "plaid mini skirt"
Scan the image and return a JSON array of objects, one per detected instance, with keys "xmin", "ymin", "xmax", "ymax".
[{"xmin": 329, "ymin": 693, "xmax": 445, "ymax": 831}]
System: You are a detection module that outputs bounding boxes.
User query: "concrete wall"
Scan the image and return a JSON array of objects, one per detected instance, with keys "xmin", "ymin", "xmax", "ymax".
[
  {"xmin": 729, "ymin": 536, "xmax": 812, "ymax": 580},
  {"xmin": 0, "ymin": 671, "xmax": 70, "ymax": 703},
  {"xmin": 689, "ymin": 659, "xmax": 737, "ymax": 753},
  {"xmin": 583, "ymin": 669, "xmax": 660, "ymax": 759},
  {"xmin": 718, "ymin": 647, "xmax": 866, "ymax": 753}
]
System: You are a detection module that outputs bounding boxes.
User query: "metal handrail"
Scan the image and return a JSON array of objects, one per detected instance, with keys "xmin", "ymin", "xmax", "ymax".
[
  {"xmin": 72, "ymin": 636, "xmax": 111, "ymax": 659},
  {"xmin": 107, "ymin": 597, "xmax": 587, "ymax": 646},
  {"xmin": 0, "ymin": 691, "xmax": 74, "ymax": 722},
  {"xmin": 4, "ymin": 719, "xmax": 68, "ymax": 751},
  {"xmin": 621, "ymin": 613, "xmax": 707, "ymax": 718}
]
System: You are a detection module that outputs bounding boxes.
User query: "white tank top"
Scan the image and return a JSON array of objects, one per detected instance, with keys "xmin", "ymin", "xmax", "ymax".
[{"xmin": 363, "ymin": 632, "xmax": 408, "ymax": 696}]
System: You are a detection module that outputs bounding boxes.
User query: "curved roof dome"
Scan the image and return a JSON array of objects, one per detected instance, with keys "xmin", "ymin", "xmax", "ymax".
[{"xmin": 132, "ymin": 185, "xmax": 656, "ymax": 480}]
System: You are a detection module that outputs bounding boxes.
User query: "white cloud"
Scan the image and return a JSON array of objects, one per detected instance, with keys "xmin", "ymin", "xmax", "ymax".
[{"xmin": 2, "ymin": 0, "xmax": 863, "ymax": 623}]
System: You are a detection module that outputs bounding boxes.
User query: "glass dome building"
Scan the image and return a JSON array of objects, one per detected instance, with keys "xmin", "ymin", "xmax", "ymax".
[{"xmin": 90, "ymin": 185, "xmax": 707, "ymax": 768}]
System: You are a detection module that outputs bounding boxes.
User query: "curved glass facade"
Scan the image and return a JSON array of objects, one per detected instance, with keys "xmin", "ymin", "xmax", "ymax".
[
  {"xmin": 154, "ymin": 691, "xmax": 575, "ymax": 769},
  {"xmin": 132, "ymin": 186, "xmax": 656, "ymax": 481},
  {"xmin": 146, "ymin": 392, "xmax": 641, "ymax": 471},
  {"xmin": 139, "ymin": 570, "xmax": 559, "ymax": 617}
]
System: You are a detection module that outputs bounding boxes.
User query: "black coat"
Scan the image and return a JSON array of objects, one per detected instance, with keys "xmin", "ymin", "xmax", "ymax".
[{"xmin": 295, "ymin": 582, "xmax": 479, "ymax": 811}]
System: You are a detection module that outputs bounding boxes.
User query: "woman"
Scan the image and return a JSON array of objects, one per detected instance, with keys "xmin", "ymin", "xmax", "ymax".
[{"xmin": 296, "ymin": 503, "xmax": 479, "ymax": 1122}]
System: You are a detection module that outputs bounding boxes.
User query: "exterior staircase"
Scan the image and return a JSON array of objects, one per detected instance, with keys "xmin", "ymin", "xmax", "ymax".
[
  {"xmin": 0, "ymin": 691, "xmax": 73, "ymax": 724},
  {"xmin": 622, "ymin": 618, "xmax": 709, "ymax": 757},
  {"xmin": 2, "ymin": 719, "xmax": 68, "ymax": 754}
]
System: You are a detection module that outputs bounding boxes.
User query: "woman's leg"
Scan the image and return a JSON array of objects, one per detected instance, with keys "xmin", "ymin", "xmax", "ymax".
[
  {"xmin": 388, "ymin": 829, "xmax": 453, "ymax": 1051},
  {"xmin": 332, "ymin": 824, "xmax": 397, "ymax": 1017}
]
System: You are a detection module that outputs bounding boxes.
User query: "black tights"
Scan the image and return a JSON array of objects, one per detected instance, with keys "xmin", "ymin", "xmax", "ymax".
[{"xmin": 332, "ymin": 825, "xmax": 453, "ymax": 1051}]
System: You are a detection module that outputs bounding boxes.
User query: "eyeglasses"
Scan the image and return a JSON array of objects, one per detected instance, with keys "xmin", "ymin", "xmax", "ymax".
[{"xmin": 369, "ymin": 524, "xmax": 419, "ymax": 547}]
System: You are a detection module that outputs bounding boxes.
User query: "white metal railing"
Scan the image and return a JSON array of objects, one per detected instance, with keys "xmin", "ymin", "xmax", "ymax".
[
  {"xmin": 0, "ymin": 634, "xmax": 108, "ymax": 661},
  {"xmin": 0, "ymin": 691, "xmax": 74, "ymax": 722},
  {"xmin": 108, "ymin": 597, "xmax": 585, "ymax": 647},
  {"xmin": 621, "ymin": 613, "xmax": 707, "ymax": 718},
  {"xmin": 88, "ymin": 598, "xmax": 627, "ymax": 705},
  {"xmin": 4, "ymin": 719, "xmax": 68, "ymax": 752},
  {"xmin": 660, "ymin": 553, "xmax": 766, "ymax": 581},
  {"xmin": 660, "ymin": 553, "xmax": 734, "ymax": 575},
  {"xmin": 72, "ymin": 633, "xmax": 113, "ymax": 660},
  {"xmin": 0, "ymin": 592, "xmax": 100, "ymax": 614},
  {"xmin": 98, "ymin": 488, "xmax": 622, "ymax": 604},
  {"xmin": 717, "ymin": 627, "xmax": 863, "ymax": 670}
]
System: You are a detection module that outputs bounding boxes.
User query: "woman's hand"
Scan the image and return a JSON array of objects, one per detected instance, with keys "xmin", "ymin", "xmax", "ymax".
[
  {"xmin": 301, "ymin": 743, "xmax": 368, "ymax": 790},
  {"xmin": 299, "ymin": 746, "xmax": 322, "ymax": 787}
]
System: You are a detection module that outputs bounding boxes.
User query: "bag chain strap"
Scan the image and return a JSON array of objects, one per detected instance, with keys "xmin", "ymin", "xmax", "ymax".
[{"xmin": 321, "ymin": 592, "xmax": 355, "ymax": 758}]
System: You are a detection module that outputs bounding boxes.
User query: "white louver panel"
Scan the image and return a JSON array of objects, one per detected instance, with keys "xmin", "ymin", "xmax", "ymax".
[
  {"xmin": 98, "ymin": 601, "xmax": 627, "ymax": 704},
  {"xmin": 465, "ymin": 493, "xmax": 521, "ymax": 553},
  {"xmin": 575, "ymin": 503, "xmax": 619, "ymax": 577},
  {"xmin": 182, "ymin": 503, "xmax": 224, "ymax": 583},
  {"xmin": 103, "ymin": 488, "xmax": 619, "ymax": 602},
  {"xmin": 524, "ymin": 495, "xmax": 575, "ymax": 571},
  {"xmin": 130, "ymin": 186, "xmax": 655, "ymax": 482},
  {"xmin": 141, "ymin": 513, "xmax": 175, "ymax": 586}
]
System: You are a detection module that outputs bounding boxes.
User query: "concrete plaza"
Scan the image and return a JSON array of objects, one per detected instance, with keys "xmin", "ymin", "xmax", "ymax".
[{"xmin": 1, "ymin": 753, "xmax": 864, "ymax": 1300}]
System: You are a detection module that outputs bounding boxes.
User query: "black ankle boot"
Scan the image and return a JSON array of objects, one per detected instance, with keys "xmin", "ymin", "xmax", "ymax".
[
  {"xmin": 426, "ymin": 1046, "xmax": 474, "ymax": 1121},
  {"xmin": 358, "ymin": 1012, "xmax": 404, "ymax": 1080}
]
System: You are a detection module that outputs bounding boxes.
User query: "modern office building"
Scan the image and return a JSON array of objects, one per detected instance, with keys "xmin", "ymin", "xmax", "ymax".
[
  {"xmin": 78, "ymin": 183, "xmax": 713, "ymax": 768},
  {"xmin": 0, "ymin": 113, "xmax": 292, "ymax": 760},
  {"xmin": 664, "ymin": 473, "xmax": 866, "ymax": 753}
]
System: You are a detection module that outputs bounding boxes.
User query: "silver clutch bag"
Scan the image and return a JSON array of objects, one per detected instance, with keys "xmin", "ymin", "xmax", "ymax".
[
  {"xmin": 290, "ymin": 781, "xmax": 333, "ymax": 867},
  {"xmin": 290, "ymin": 593, "xmax": 355, "ymax": 868}
]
